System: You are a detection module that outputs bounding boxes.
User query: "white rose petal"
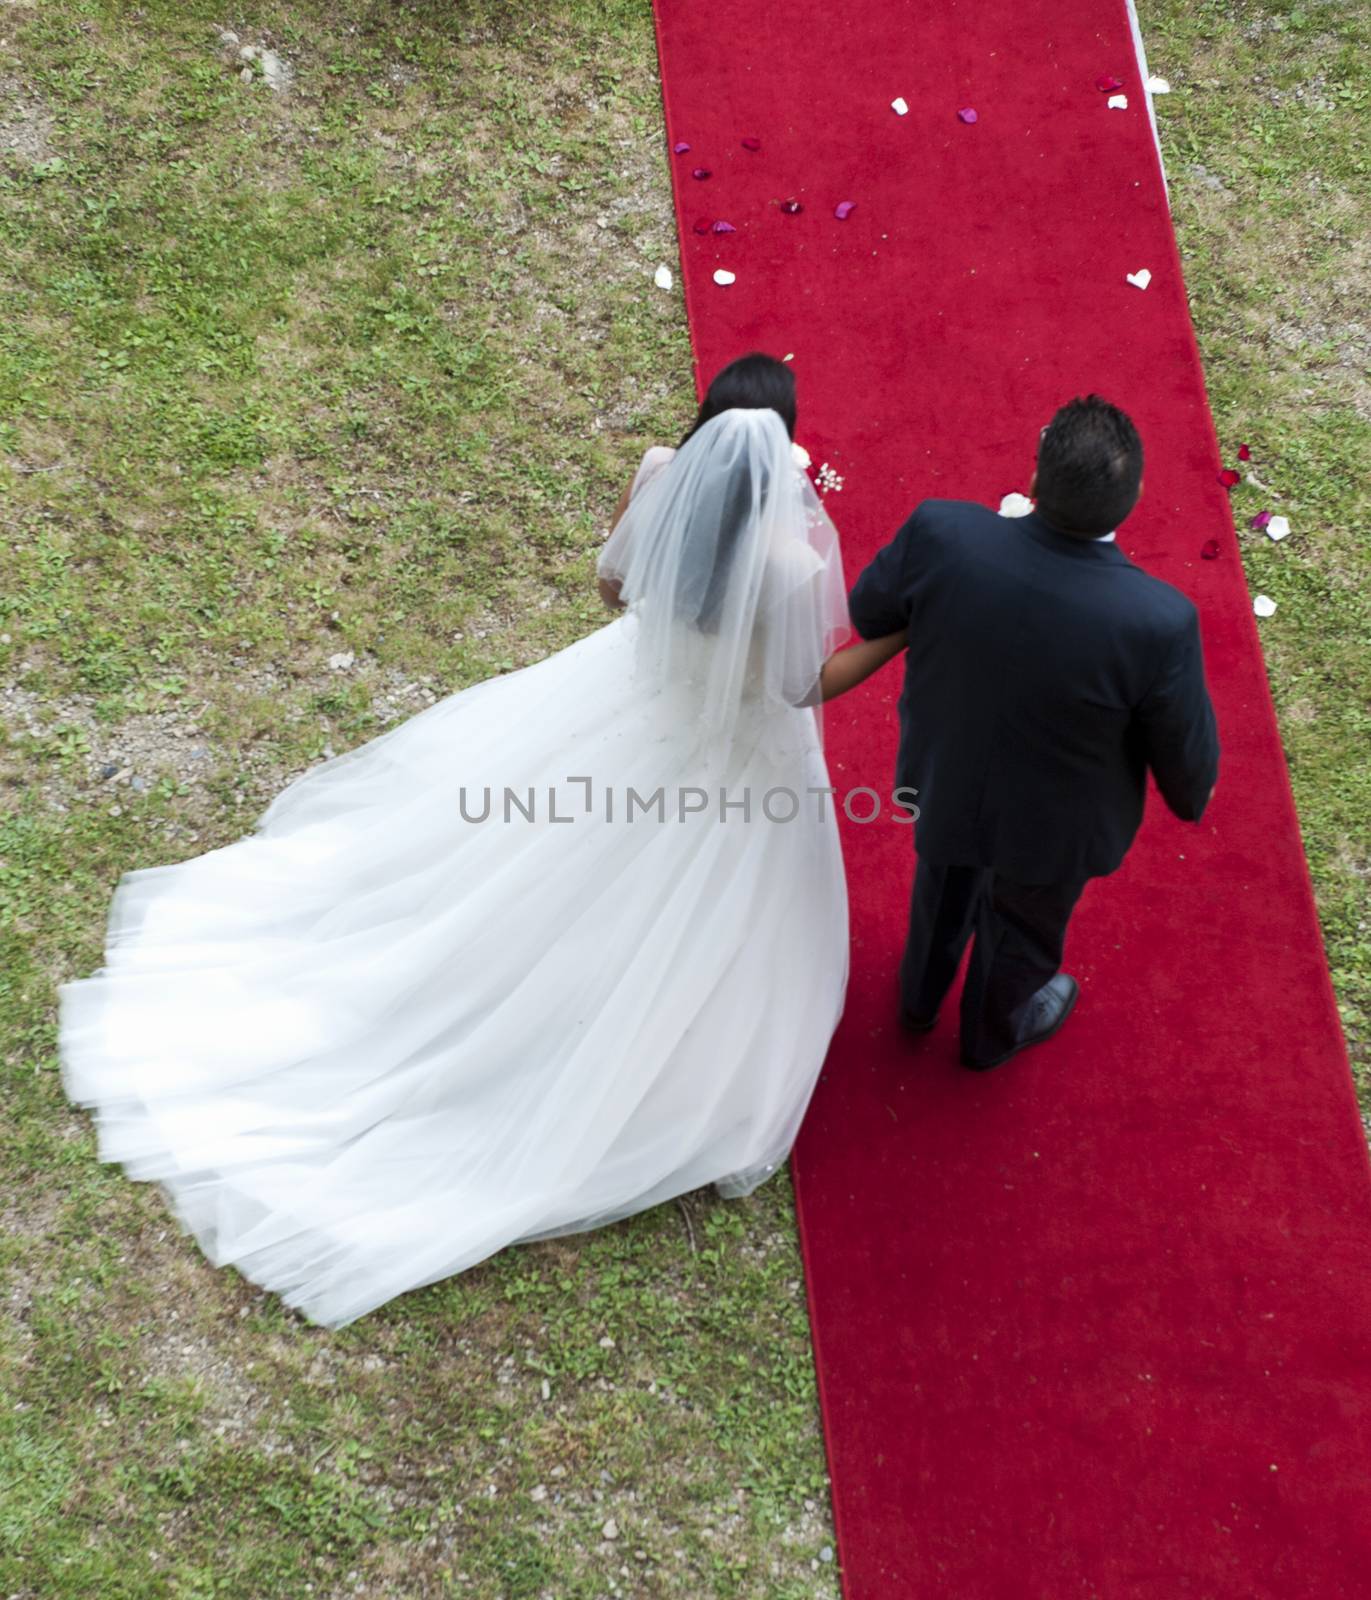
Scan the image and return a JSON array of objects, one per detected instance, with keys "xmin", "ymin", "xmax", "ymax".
[
  {"xmin": 1126, "ymin": 268, "xmax": 1152, "ymax": 291},
  {"xmin": 998, "ymin": 492, "xmax": 1034, "ymax": 518},
  {"xmin": 892, "ymin": 97, "xmax": 909, "ymax": 116},
  {"xmin": 1107, "ymin": 93, "xmax": 1129, "ymax": 110},
  {"xmin": 1253, "ymin": 594, "xmax": 1277, "ymax": 618},
  {"xmin": 1148, "ymin": 76, "xmax": 1172, "ymax": 94},
  {"xmin": 653, "ymin": 264, "xmax": 673, "ymax": 291},
  {"xmin": 1265, "ymin": 515, "xmax": 1291, "ymax": 542},
  {"xmin": 791, "ymin": 443, "xmax": 812, "ymax": 471},
  {"xmin": 713, "ymin": 269, "xmax": 736, "ymax": 287}
]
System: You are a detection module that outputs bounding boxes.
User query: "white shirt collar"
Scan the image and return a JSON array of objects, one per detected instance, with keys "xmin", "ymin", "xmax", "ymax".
[{"xmin": 1096, "ymin": 530, "xmax": 1116, "ymax": 543}]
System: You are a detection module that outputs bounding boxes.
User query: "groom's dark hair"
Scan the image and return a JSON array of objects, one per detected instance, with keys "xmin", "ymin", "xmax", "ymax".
[{"xmin": 1035, "ymin": 396, "xmax": 1143, "ymax": 537}]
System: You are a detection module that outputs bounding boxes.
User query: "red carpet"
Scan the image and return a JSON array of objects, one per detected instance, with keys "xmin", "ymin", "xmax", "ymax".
[{"xmin": 650, "ymin": 2, "xmax": 1371, "ymax": 1595}]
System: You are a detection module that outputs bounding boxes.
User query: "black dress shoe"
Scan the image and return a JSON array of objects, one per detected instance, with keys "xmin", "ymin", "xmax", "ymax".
[
  {"xmin": 960, "ymin": 974, "xmax": 1079, "ymax": 1071},
  {"xmin": 899, "ymin": 1005, "xmax": 938, "ymax": 1034}
]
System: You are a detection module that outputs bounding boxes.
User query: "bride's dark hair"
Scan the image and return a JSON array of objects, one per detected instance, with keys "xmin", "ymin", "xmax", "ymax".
[
  {"xmin": 679, "ymin": 353, "xmax": 797, "ymax": 448},
  {"xmin": 693, "ymin": 446, "xmax": 774, "ymax": 635}
]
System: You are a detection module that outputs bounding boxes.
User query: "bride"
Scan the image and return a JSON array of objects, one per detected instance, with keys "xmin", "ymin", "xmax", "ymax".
[{"xmin": 59, "ymin": 354, "xmax": 906, "ymax": 1328}]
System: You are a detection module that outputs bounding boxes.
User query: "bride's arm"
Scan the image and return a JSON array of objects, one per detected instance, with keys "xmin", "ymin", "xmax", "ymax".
[
  {"xmin": 819, "ymin": 630, "xmax": 907, "ymax": 702},
  {"xmin": 600, "ymin": 442, "xmax": 674, "ymax": 610},
  {"xmin": 598, "ymin": 481, "xmax": 635, "ymax": 609}
]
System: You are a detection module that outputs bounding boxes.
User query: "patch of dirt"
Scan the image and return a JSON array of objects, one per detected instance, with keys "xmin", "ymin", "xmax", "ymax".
[
  {"xmin": 4, "ymin": 682, "xmax": 220, "ymax": 786},
  {"xmin": 0, "ymin": 1188, "xmax": 64, "ymax": 1353},
  {"xmin": 210, "ymin": 27, "xmax": 295, "ymax": 94},
  {"xmin": 2, "ymin": 651, "xmax": 513, "ymax": 853},
  {"xmin": 0, "ymin": 74, "xmax": 53, "ymax": 166},
  {"xmin": 135, "ymin": 1318, "xmax": 283, "ymax": 1443}
]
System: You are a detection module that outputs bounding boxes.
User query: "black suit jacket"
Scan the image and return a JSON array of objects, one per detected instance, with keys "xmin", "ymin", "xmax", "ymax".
[{"xmin": 848, "ymin": 500, "xmax": 1220, "ymax": 883}]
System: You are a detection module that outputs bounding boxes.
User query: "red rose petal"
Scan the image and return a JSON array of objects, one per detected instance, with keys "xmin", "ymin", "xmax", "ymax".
[
  {"xmin": 692, "ymin": 167, "xmax": 712, "ymax": 181},
  {"xmin": 957, "ymin": 106, "xmax": 978, "ymax": 124},
  {"xmin": 672, "ymin": 141, "xmax": 691, "ymax": 155},
  {"xmin": 1238, "ymin": 443, "xmax": 1251, "ymax": 461},
  {"xmin": 741, "ymin": 136, "xmax": 762, "ymax": 152},
  {"xmin": 712, "ymin": 220, "xmax": 737, "ymax": 235},
  {"xmin": 780, "ymin": 198, "xmax": 804, "ymax": 215},
  {"xmin": 692, "ymin": 217, "xmax": 714, "ymax": 235},
  {"xmin": 834, "ymin": 200, "xmax": 857, "ymax": 220},
  {"xmin": 1200, "ymin": 539, "xmax": 1221, "ymax": 561},
  {"xmin": 1250, "ymin": 509, "xmax": 1272, "ymax": 531},
  {"xmin": 1217, "ymin": 469, "xmax": 1240, "ymax": 489},
  {"xmin": 1096, "ymin": 74, "xmax": 1124, "ymax": 92}
]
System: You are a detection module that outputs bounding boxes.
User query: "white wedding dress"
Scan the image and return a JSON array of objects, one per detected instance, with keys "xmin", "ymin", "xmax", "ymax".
[{"xmin": 59, "ymin": 410, "xmax": 850, "ymax": 1328}]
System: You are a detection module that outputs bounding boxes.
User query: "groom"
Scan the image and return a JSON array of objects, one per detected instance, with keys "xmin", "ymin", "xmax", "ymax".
[{"xmin": 849, "ymin": 396, "xmax": 1220, "ymax": 1069}]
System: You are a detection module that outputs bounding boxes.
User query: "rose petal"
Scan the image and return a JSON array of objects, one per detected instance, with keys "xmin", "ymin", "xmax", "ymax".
[
  {"xmin": 1200, "ymin": 538, "xmax": 1221, "ymax": 561},
  {"xmin": 1253, "ymin": 594, "xmax": 1277, "ymax": 618},
  {"xmin": 1096, "ymin": 74, "xmax": 1124, "ymax": 93},
  {"xmin": 1218, "ymin": 469, "xmax": 1240, "ymax": 489},
  {"xmin": 1265, "ymin": 514, "xmax": 1291, "ymax": 542},
  {"xmin": 653, "ymin": 264, "xmax": 673, "ymax": 291},
  {"xmin": 1238, "ymin": 443, "xmax": 1251, "ymax": 461},
  {"xmin": 1107, "ymin": 94, "xmax": 1129, "ymax": 110},
  {"xmin": 1250, "ymin": 509, "xmax": 1272, "ymax": 531},
  {"xmin": 1147, "ymin": 76, "xmax": 1171, "ymax": 95},
  {"xmin": 712, "ymin": 268, "xmax": 736, "ymax": 286},
  {"xmin": 998, "ymin": 492, "xmax": 1034, "ymax": 518},
  {"xmin": 712, "ymin": 220, "xmax": 737, "ymax": 235},
  {"xmin": 957, "ymin": 107, "xmax": 978, "ymax": 124},
  {"xmin": 780, "ymin": 198, "xmax": 804, "ymax": 215},
  {"xmin": 834, "ymin": 200, "xmax": 857, "ymax": 220},
  {"xmin": 672, "ymin": 141, "xmax": 691, "ymax": 154},
  {"xmin": 892, "ymin": 96, "xmax": 909, "ymax": 116},
  {"xmin": 692, "ymin": 167, "xmax": 712, "ymax": 181},
  {"xmin": 741, "ymin": 136, "xmax": 762, "ymax": 152},
  {"xmin": 692, "ymin": 217, "xmax": 713, "ymax": 235},
  {"xmin": 1125, "ymin": 268, "xmax": 1152, "ymax": 290}
]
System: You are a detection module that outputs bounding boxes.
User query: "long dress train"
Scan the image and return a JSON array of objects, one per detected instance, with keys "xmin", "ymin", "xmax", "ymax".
[{"xmin": 59, "ymin": 425, "xmax": 849, "ymax": 1328}]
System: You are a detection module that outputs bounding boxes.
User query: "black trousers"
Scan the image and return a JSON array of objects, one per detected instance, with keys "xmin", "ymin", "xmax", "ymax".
[{"xmin": 901, "ymin": 859, "xmax": 1086, "ymax": 1064}]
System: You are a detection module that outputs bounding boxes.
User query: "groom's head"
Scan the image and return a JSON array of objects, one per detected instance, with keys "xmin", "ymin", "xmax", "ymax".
[{"xmin": 1032, "ymin": 396, "xmax": 1143, "ymax": 538}]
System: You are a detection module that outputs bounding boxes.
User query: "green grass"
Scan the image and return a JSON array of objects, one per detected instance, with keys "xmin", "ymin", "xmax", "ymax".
[
  {"xmin": 1, "ymin": 0, "xmax": 1366, "ymax": 1595},
  {"xmin": 1142, "ymin": 0, "xmax": 1370, "ymax": 1084}
]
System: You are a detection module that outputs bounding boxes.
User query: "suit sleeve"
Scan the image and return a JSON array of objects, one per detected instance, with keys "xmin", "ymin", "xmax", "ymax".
[
  {"xmin": 847, "ymin": 506, "xmax": 923, "ymax": 640},
  {"xmin": 1136, "ymin": 606, "xmax": 1220, "ymax": 822}
]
